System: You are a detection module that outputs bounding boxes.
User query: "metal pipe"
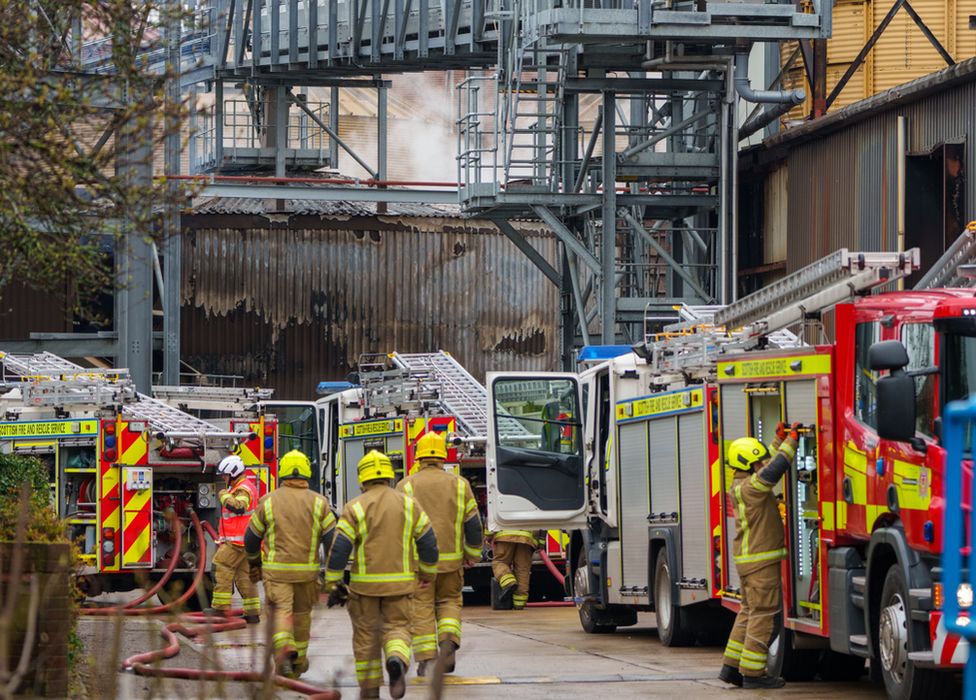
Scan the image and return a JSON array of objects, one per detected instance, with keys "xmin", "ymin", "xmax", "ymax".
[
  {"xmin": 897, "ymin": 115, "xmax": 907, "ymax": 290},
  {"xmin": 734, "ymin": 51, "xmax": 805, "ymax": 105},
  {"xmin": 150, "ymin": 242, "xmax": 165, "ymax": 298},
  {"xmin": 739, "ymin": 101, "xmax": 796, "ymax": 141},
  {"xmin": 573, "ymin": 107, "xmax": 602, "ymax": 193}
]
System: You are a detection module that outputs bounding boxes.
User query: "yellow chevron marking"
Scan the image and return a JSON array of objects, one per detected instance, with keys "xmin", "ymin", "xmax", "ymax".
[{"xmin": 121, "ymin": 429, "xmax": 148, "ymax": 465}]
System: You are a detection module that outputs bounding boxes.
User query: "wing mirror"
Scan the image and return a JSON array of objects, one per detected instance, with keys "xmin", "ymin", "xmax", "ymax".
[{"xmin": 869, "ymin": 340, "xmax": 917, "ymax": 445}]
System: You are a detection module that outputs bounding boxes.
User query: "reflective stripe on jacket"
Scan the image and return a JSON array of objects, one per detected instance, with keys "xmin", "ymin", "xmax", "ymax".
[
  {"xmin": 730, "ymin": 438, "xmax": 797, "ymax": 575},
  {"xmin": 397, "ymin": 464, "xmax": 482, "ymax": 571},
  {"xmin": 327, "ymin": 483, "xmax": 437, "ymax": 596},
  {"xmin": 218, "ymin": 472, "xmax": 259, "ymax": 546},
  {"xmin": 493, "ymin": 530, "xmax": 540, "ymax": 548},
  {"xmin": 247, "ymin": 480, "xmax": 336, "ymax": 582}
]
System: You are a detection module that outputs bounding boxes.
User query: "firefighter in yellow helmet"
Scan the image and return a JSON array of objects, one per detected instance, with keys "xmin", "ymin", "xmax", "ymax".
[
  {"xmin": 244, "ymin": 450, "xmax": 336, "ymax": 679},
  {"xmin": 396, "ymin": 431, "xmax": 482, "ymax": 676},
  {"xmin": 206, "ymin": 455, "xmax": 261, "ymax": 622},
  {"xmin": 325, "ymin": 450, "xmax": 439, "ymax": 699},
  {"xmin": 719, "ymin": 422, "xmax": 800, "ymax": 690}
]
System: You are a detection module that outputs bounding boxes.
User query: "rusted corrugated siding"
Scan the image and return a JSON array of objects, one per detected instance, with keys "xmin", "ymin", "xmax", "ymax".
[
  {"xmin": 181, "ymin": 210, "xmax": 559, "ymax": 399},
  {"xmin": 780, "ymin": 76, "xmax": 975, "ymax": 273},
  {"xmin": 0, "ymin": 281, "xmax": 73, "ymax": 340}
]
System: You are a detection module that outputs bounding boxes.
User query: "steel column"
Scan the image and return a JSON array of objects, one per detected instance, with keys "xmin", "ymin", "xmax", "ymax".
[
  {"xmin": 162, "ymin": 0, "xmax": 182, "ymax": 385},
  {"xmin": 601, "ymin": 91, "xmax": 616, "ymax": 343}
]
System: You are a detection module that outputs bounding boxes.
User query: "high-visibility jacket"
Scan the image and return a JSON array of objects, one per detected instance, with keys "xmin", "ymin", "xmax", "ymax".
[
  {"xmin": 326, "ymin": 482, "xmax": 439, "ymax": 596},
  {"xmin": 218, "ymin": 472, "xmax": 259, "ymax": 546},
  {"xmin": 730, "ymin": 436, "xmax": 797, "ymax": 576},
  {"xmin": 493, "ymin": 530, "xmax": 541, "ymax": 548},
  {"xmin": 396, "ymin": 462, "xmax": 483, "ymax": 571},
  {"xmin": 245, "ymin": 480, "xmax": 336, "ymax": 583}
]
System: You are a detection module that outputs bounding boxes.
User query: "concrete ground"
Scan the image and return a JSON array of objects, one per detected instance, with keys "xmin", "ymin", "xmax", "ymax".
[{"xmin": 78, "ymin": 591, "xmax": 896, "ymax": 699}]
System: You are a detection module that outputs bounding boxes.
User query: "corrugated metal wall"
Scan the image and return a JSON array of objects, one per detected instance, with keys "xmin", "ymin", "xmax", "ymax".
[
  {"xmin": 181, "ymin": 213, "xmax": 559, "ymax": 398},
  {"xmin": 780, "ymin": 78, "xmax": 976, "ymax": 272}
]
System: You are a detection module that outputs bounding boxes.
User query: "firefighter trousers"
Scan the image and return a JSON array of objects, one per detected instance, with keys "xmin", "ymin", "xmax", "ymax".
[
  {"xmin": 211, "ymin": 543, "xmax": 260, "ymax": 615},
  {"xmin": 348, "ymin": 592, "xmax": 412, "ymax": 691},
  {"xmin": 264, "ymin": 578, "xmax": 319, "ymax": 665},
  {"xmin": 723, "ymin": 564, "xmax": 782, "ymax": 677},
  {"xmin": 492, "ymin": 540, "xmax": 534, "ymax": 609},
  {"xmin": 410, "ymin": 568, "xmax": 464, "ymax": 660}
]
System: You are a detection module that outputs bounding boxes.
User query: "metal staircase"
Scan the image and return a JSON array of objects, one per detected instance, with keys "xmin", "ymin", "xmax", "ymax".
[
  {"xmin": 914, "ymin": 221, "xmax": 976, "ymax": 290},
  {"xmin": 644, "ymin": 248, "xmax": 921, "ymax": 378}
]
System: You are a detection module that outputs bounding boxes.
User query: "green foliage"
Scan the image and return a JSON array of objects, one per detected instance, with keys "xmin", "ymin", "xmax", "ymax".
[
  {"xmin": 0, "ymin": 453, "xmax": 64, "ymax": 543},
  {"xmin": 0, "ymin": 0, "xmax": 192, "ymax": 316}
]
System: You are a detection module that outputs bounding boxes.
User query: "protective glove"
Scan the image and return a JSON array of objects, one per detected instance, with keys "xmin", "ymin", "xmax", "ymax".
[
  {"xmin": 775, "ymin": 421, "xmax": 788, "ymax": 441},
  {"xmin": 777, "ymin": 501, "xmax": 787, "ymax": 522},
  {"xmin": 789, "ymin": 422, "xmax": 803, "ymax": 440},
  {"xmin": 326, "ymin": 581, "xmax": 349, "ymax": 608}
]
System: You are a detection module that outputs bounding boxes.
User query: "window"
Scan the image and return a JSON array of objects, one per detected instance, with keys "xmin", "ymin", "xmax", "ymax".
[
  {"xmin": 493, "ymin": 378, "xmax": 581, "ymax": 454},
  {"xmin": 854, "ymin": 322, "xmax": 880, "ymax": 428},
  {"xmin": 901, "ymin": 323, "xmax": 937, "ymax": 438}
]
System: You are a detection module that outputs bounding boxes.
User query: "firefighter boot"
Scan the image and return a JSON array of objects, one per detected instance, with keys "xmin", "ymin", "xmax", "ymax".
[
  {"xmin": 718, "ymin": 664, "xmax": 743, "ymax": 687},
  {"xmin": 742, "ymin": 675, "xmax": 786, "ymax": 690},
  {"xmin": 293, "ymin": 656, "xmax": 310, "ymax": 678},
  {"xmin": 387, "ymin": 657, "xmax": 407, "ymax": 699},
  {"xmin": 244, "ymin": 613, "xmax": 261, "ymax": 625},
  {"xmin": 359, "ymin": 689, "xmax": 380, "ymax": 699},
  {"xmin": 439, "ymin": 639, "xmax": 459, "ymax": 674},
  {"xmin": 416, "ymin": 660, "xmax": 430, "ymax": 677},
  {"xmin": 203, "ymin": 607, "xmax": 229, "ymax": 619},
  {"xmin": 275, "ymin": 649, "xmax": 298, "ymax": 678}
]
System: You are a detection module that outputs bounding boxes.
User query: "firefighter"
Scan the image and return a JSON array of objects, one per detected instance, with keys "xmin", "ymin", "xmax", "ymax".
[
  {"xmin": 490, "ymin": 529, "xmax": 541, "ymax": 610},
  {"xmin": 206, "ymin": 455, "xmax": 261, "ymax": 622},
  {"xmin": 719, "ymin": 421, "xmax": 800, "ymax": 690},
  {"xmin": 244, "ymin": 449, "xmax": 336, "ymax": 679},
  {"xmin": 324, "ymin": 450, "xmax": 439, "ymax": 700},
  {"xmin": 396, "ymin": 431, "xmax": 482, "ymax": 676}
]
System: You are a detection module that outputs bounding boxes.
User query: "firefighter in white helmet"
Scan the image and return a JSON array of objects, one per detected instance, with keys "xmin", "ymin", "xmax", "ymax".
[
  {"xmin": 325, "ymin": 450, "xmax": 439, "ymax": 699},
  {"xmin": 396, "ymin": 431, "xmax": 483, "ymax": 675},
  {"xmin": 244, "ymin": 450, "xmax": 336, "ymax": 678},
  {"xmin": 206, "ymin": 454, "xmax": 261, "ymax": 622}
]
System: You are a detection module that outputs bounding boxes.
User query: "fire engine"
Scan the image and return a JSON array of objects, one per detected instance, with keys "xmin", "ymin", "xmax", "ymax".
[
  {"xmin": 486, "ymin": 226, "xmax": 976, "ymax": 700},
  {"xmin": 0, "ymin": 352, "xmax": 278, "ymax": 603},
  {"xmin": 318, "ymin": 351, "xmax": 568, "ymax": 603}
]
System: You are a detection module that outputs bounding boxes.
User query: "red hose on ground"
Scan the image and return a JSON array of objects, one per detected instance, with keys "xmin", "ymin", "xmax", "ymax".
[
  {"xmin": 120, "ymin": 510, "xmax": 183, "ymax": 609},
  {"xmin": 82, "ymin": 510, "xmax": 208, "ymax": 616}
]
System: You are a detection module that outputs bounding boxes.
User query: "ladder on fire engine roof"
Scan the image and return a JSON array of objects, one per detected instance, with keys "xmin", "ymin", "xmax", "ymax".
[
  {"xmin": 152, "ymin": 385, "xmax": 275, "ymax": 412},
  {"xmin": 384, "ymin": 351, "xmax": 532, "ymax": 440},
  {"xmin": 913, "ymin": 221, "xmax": 976, "ymax": 290},
  {"xmin": 646, "ymin": 248, "xmax": 922, "ymax": 377},
  {"xmin": 0, "ymin": 351, "xmax": 244, "ymax": 440}
]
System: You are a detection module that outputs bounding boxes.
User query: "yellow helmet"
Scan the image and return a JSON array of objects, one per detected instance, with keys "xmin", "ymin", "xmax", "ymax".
[
  {"xmin": 728, "ymin": 437, "xmax": 770, "ymax": 471},
  {"xmin": 279, "ymin": 450, "xmax": 312, "ymax": 480},
  {"xmin": 415, "ymin": 431, "xmax": 447, "ymax": 461},
  {"xmin": 358, "ymin": 450, "xmax": 395, "ymax": 484}
]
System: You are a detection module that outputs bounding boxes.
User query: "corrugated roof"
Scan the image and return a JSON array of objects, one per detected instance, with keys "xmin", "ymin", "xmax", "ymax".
[{"xmin": 192, "ymin": 196, "xmax": 462, "ymax": 218}]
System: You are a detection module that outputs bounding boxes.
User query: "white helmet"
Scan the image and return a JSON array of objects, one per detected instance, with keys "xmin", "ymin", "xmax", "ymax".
[{"xmin": 217, "ymin": 455, "xmax": 246, "ymax": 480}]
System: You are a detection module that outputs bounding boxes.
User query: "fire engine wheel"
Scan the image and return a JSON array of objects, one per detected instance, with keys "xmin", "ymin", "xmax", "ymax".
[
  {"xmin": 574, "ymin": 550, "xmax": 616, "ymax": 634},
  {"xmin": 878, "ymin": 564, "xmax": 952, "ymax": 700},
  {"xmin": 653, "ymin": 549, "xmax": 694, "ymax": 647}
]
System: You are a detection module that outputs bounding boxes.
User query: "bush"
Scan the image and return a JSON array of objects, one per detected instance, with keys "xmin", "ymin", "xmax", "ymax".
[{"xmin": 0, "ymin": 453, "xmax": 63, "ymax": 543}]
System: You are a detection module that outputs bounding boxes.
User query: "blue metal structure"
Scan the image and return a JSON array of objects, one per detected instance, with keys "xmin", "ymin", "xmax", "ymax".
[{"xmin": 940, "ymin": 396, "xmax": 975, "ymax": 697}]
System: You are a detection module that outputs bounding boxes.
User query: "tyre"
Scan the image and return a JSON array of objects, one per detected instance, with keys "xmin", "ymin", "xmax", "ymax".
[
  {"xmin": 653, "ymin": 549, "xmax": 695, "ymax": 647},
  {"xmin": 877, "ymin": 564, "xmax": 954, "ymax": 700},
  {"xmin": 766, "ymin": 613, "xmax": 819, "ymax": 681},
  {"xmin": 573, "ymin": 549, "xmax": 616, "ymax": 634}
]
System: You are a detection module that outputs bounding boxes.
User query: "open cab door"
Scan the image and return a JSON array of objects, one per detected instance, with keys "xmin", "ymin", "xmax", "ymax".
[{"xmin": 486, "ymin": 372, "xmax": 587, "ymax": 530}]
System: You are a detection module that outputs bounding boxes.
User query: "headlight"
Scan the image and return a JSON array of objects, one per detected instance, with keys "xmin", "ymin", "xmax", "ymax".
[{"xmin": 957, "ymin": 582, "xmax": 973, "ymax": 609}]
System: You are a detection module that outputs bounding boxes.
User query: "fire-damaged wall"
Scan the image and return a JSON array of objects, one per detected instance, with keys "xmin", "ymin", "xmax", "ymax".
[{"xmin": 181, "ymin": 199, "xmax": 559, "ymax": 399}]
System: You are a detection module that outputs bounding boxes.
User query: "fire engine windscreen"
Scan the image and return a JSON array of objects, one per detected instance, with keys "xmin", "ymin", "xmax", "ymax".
[{"xmin": 491, "ymin": 377, "xmax": 583, "ymax": 512}]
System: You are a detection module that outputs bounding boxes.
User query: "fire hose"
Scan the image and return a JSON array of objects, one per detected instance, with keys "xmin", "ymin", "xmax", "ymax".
[
  {"xmin": 120, "ymin": 509, "xmax": 182, "ymax": 610},
  {"xmin": 81, "ymin": 511, "xmax": 342, "ymax": 698},
  {"xmin": 525, "ymin": 549, "xmax": 574, "ymax": 608}
]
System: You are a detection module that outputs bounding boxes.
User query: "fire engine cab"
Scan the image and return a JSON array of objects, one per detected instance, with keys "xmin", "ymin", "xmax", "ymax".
[{"xmin": 486, "ymin": 225, "xmax": 976, "ymax": 700}]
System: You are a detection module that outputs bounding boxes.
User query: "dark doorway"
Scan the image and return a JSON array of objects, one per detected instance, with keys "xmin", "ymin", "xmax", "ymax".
[{"xmin": 905, "ymin": 141, "xmax": 966, "ymax": 287}]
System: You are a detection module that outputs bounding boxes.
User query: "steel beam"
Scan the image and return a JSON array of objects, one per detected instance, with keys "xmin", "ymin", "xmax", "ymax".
[
  {"xmin": 531, "ymin": 206, "xmax": 602, "ymax": 274},
  {"xmin": 620, "ymin": 210, "xmax": 712, "ymax": 301},
  {"xmin": 162, "ymin": 0, "xmax": 182, "ymax": 386},
  {"xmin": 199, "ymin": 182, "xmax": 458, "ymax": 203},
  {"xmin": 601, "ymin": 91, "xmax": 617, "ymax": 344},
  {"xmin": 492, "ymin": 219, "xmax": 561, "ymax": 287},
  {"xmin": 826, "ymin": 0, "xmax": 903, "ymax": 109},
  {"xmin": 0, "ymin": 333, "xmax": 163, "ymax": 357}
]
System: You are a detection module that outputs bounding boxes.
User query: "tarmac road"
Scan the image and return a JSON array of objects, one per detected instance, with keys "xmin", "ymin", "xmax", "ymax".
[{"xmin": 79, "ymin": 599, "xmax": 902, "ymax": 699}]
